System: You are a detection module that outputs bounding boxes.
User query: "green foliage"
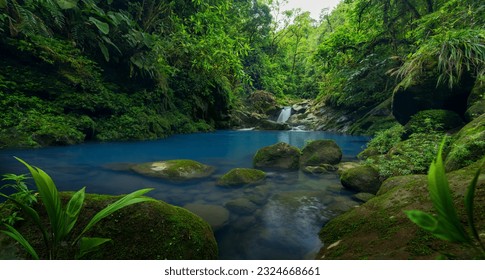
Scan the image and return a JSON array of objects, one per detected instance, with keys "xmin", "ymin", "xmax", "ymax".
[
  {"xmin": 405, "ymin": 143, "xmax": 485, "ymax": 258},
  {"xmin": 405, "ymin": 110, "xmax": 464, "ymax": 135},
  {"xmin": 366, "ymin": 124, "xmax": 405, "ymax": 154},
  {"xmin": 0, "ymin": 158, "xmax": 156, "ymax": 259},
  {"xmin": 366, "ymin": 133, "xmax": 450, "ymax": 179},
  {"xmin": 0, "ymin": 173, "xmax": 36, "ymax": 225}
]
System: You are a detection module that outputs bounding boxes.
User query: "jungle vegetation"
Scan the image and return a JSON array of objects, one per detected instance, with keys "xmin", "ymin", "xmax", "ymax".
[{"xmin": 0, "ymin": 0, "xmax": 484, "ymax": 147}]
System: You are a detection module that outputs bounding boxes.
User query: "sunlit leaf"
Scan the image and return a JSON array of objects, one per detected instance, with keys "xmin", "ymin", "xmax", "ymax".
[
  {"xmin": 56, "ymin": 0, "xmax": 78, "ymax": 10},
  {"xmin": 89, "ymin": 17, "xmax": 109, "ymax": 35},
  {"xmin": 405, "ymin": 210, "xmax": 438, "ymax": 232}
]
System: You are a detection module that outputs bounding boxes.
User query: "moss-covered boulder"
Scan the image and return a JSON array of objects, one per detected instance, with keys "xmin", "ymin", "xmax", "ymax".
[
  {"xmin": 465, "ymin": 82, "xmax": 485, "ymax": 121},
  {"xmin": 405, "ymin": 109, "xmax": 464, "ymax": 135},
  {"xmin": 131, "ymin": 159, "xmax": 215, "ymax": 181},
  {"xmin": 445, "ymin": 113, "xmax": 485, "ymax": 171},
  {"xmin": 216, "ymin": 168, "xmax": 266, "ymax": 187},
  {"xmin": 340, "ymin": 165, "xmax": 381, "ymax": 194},
  {"xmin": 317, "ymin": 159, "xmax": 485, "ymax": 260},
  {"xmin": 337, "ymin": 162, "xmax": 361, "ymax": 176},
  {"xmin": 253, "ymin": 142, "xmax": 301, "ymax": 170},
  {"xmin": 0, "ymin": 193, "xmax": 218, "ymax": 260},
  {"xmin": 300, "ymin": 140, "xmax": 342, "ymax": 168}
]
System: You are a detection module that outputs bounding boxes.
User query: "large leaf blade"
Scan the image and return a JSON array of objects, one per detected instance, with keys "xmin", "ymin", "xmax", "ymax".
[
  {"xmin": 89, "ymin": 17, "xmax": 109, "ymax": 35},
  {"xmin": 427, "ymin": 143, "xmax": 470, "ymax": 243},
  {"xmin": 64, "ymin": 187, "xmax": 86, "ymax": 237},
  {"xmin": 465, "ymin": 161, "xmax": 484, "ymax": 246},
  {"xmin": 1, "ymin": 224, "xmax": 39, "ymax": 260},
  {"xmin": 75, "ymin": 188, "xmax": 155, "ymax": 243},
  {"xmin": 15, "ymin": 157, "xmax": 64, "ymax": 243},
  {"xmin": 77, "ymin": 237, "xmax": 111, "ymax": 259}
]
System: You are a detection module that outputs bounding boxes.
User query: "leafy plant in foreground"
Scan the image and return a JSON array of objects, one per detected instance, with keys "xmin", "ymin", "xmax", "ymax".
[
  {"xmin": 0, "ymin": 157, "xmax": 156, "ymax": 259},
  {"xmin": 405, "ymin": 142, "xmax": 485, "ymax": 258},
  {"xmin": 0, "ymin": 173, "xmax": 37, "ymax": 226}
]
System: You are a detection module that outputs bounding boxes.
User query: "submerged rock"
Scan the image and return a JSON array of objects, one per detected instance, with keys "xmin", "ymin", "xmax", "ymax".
[
  {"xmin": 131, "ymin": 159, "xmax": 215, "ymax": 181},
  {"xmin": 340, "ymin": 165, "xmax": 381, "ymax": 194},
  {"xmin": 217, "ymin": 168, "xmax": 266, "ymax": 187},
  {"xmin": 225, "ymin": 198, "xmax": 258, "ymax": 215},
  {"xmin": 183, "ymin": 204, "xmax": 230, "ymax": 231},
  {"xmin": 253, "ymin": 142, "xmax": 301, "ymax": 170}
]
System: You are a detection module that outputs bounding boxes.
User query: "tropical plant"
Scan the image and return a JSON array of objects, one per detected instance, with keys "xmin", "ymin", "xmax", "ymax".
[
  {"xmin": 0, "ymin": 157, "xmax": 156, "ymax": 259},
  {"xmin": 405, "ymin": 142, "xmax": 485, "ymax": 259},
  {"xmin": 0, "ymin": 173, "xmax": 36, "ymax": 225}
]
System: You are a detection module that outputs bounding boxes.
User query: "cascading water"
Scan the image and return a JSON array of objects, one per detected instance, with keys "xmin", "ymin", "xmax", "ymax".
[{"xmin": 276, "ymin": 106, "xmax": 292, "ymax": 123}]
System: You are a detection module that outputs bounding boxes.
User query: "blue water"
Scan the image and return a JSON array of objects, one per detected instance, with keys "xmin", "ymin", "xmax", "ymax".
[{"xmin": 0, "ymin": 130, "xmax": 369, "ymax": 259}]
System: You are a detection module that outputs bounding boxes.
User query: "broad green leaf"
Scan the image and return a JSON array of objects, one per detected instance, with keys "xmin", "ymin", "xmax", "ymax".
[
  {"xmin": 405, "ymin": 210, "xmax": 438, "ymax": 232},
  {"xmin": 75, "ymin": 188, "xmax": 155, "ymax": 243},
  {"xmin": 427, "ymin": 142, "xmax": 469, "ymax": 243},
  {"xmin": 98, "ymin": 42, "xmax": 109, "ymax": 62},
  {"xmin": 15, "ymin": 157, "xmax": 63, "ymax": 243},
  {"xmin": 1, "ymin": 225, "xmax": 39, "ymax": 260},
  {"xmin": 56, "ymin": 0, "xmax": 78, "ymax": 10},
  {"xmin": 89, "ymin": 17, "xmax": 109, "ymax": 35},
  {"xmin": 77, "ymin": 237, "xmax": 111, "ymax": 259},
  {"xmin": 64, "ymin": 187, "xmax": 86, "ymax": 236},
  {"xmin": 465, "ymin": 162, "xmax": 484, "ymax": 244}
]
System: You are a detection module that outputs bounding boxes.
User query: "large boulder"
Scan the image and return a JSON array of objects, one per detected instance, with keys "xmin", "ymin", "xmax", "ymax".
[
  {"xmin": 216, "ymin": 168, "xmax": 266, "ymax": 187},
  {"xmin": 391, "ymin": 72, "xmax": 475, "ymax": 125},
  {"xmin": 131, "ymin": 159, "xmax": 215, "ymax": 181},
  {"xmin": 317, "ymin": 159, "xmax": 485, "ymax": 260},
  {"xmin": 340, "ymin": 165, "xmax": 381, "ymax": 194},
  {"xmin": 300, "ymin": 140, "xmax": 342, "ymax": 168},
  {"xmin": 253, "ymin": 142, "xmax": 301, "ymax": 170},
  {"xmin": 257, "ymin": 119, "xmax": 290, "ymax": 130},
  {"xmin": 247, "ymin": 90, "xmax": 279, "ymax": 115},
  {"xmin": 0, "ymin": 193, "xmax": 218, "ymax": 260},
  {"xmin": 445, "ymin": 113, "xmax": 485, "ymax": 171}
]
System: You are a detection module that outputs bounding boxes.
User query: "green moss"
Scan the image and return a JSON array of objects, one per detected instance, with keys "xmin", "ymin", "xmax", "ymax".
[
  {"xmin": 253, "ymin": 142, "xmax": 301, "ymax": 170},
  {"xmin": 216, "ymin": 168, "xmax": 266, "ymax": 187},
  {"xmin": 0, "ymin": 193, "xmax": 218, "ymax": 260},
  {"xmin": 445, "ymin": 113, "xmax": 485, "ymax": 171},
  {"xmin": 131, "ymin": 160, "xmax": 215, "ymax": 181},
  {"xmin": 300, "ymin": 139, "xmax": 342, "ymax": 167},
  {"xmin": 405, "ymin": 109, "xmax": 464, "ymax": 135},
  {"xmin": 340, "ymin": 165, "xmax": 381, "ymax": 194}
]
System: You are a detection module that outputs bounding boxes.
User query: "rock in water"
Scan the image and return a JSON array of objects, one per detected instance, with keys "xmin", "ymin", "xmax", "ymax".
[
  {"xmin": 216, "ymin": 168, "xmax": 266, "ymax": 187},
  {"xmin": 131, "ymin": 159, "xmax": 215, "ymax": 181},
  {"xmin": 253, "ymin": 142, "xmax": 301, "ymax": 170},
  {"xmin": 340, "ymin": 165, "xmax": 381, "ymax": 194},
  {"xmin": 300, "ymin": 139, "xmax": 342, "ymax": 167}
]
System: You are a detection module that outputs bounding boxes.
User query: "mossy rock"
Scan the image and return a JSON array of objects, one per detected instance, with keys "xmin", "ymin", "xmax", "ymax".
[
  {"xmin": 302, "ymin": 164, "xmax": 337, "ymax": 175},
  {"xmin": 0, "ymin": 193, "xmax": 218, "ymax": 260},
  {"xmin": 336, "ymin": 162, "xmax": 361, "ymax": 176},
  {"xmin": 300, "ymin": 139, "xmax": 342, "ymax": 167},
  {"xmin": 131, "ymin": 159, "xmax": 215, "ymax": 181},
  {"xmin": 253, "ymin": 142, "xmax": 301, "ymax": 170},
  {"xmin": 445, "ymin": 113, "xmax": 485, "ymax": 171},
  {"xmin": 225, "ymin": 198, "xmax": 258, "ymax": 215},
  {"xmin": 340, "ymin": 165, "xmax": 381, "ymax": 194},
  {"xmin": 216, "ymin": 168, "xmax": 266, "ymax": 187},
  {"xmin": 357, "ymin": 147, "xmax": 380, "ymax": 160},
  {"xmin": 317, "ymin": 159, "xmax": 485, "ymax": 260},
  {"xmin": 465, "ymin": 100, "xmax": 485, "ymax": 121},
  {"xmin": 405, "ymin": 109, "xmax": 464, "ymax": 135},
  {"xmin": 352, "ymin": 192, "xmax": 376, "ymax": 203}
]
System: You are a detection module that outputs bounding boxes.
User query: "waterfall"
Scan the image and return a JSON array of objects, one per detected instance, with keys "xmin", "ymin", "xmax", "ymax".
[{"xmin": 276, "ymin": 106, "xmax": 292, "ymax": 123}]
